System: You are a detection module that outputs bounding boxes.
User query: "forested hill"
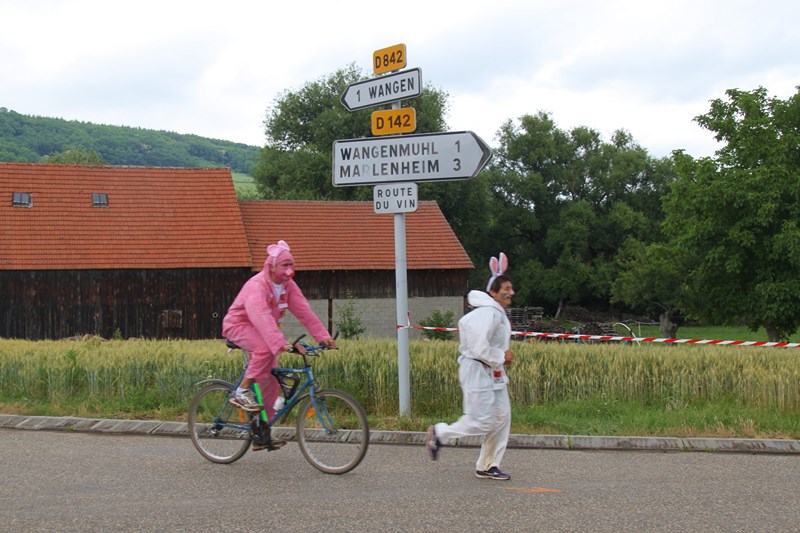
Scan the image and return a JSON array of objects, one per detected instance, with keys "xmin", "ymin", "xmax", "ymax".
[{"xmin": 0, "ymin": 108, "xmax": 261, "ymax": 175}]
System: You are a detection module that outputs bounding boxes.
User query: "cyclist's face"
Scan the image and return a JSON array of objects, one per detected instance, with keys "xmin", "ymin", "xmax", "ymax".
[
  {"xmin": 272, "ymin": 257, "xmax": 295, "ymax": 283},
  {"xmin": 490, "ymin": 281, "xmax": 514, "ymax": 308}
]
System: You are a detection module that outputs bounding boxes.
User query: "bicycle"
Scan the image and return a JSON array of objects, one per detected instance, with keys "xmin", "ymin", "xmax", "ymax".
[{"xmin": 188, "ymin": 334, "xmax": 369, "ymax": 474}]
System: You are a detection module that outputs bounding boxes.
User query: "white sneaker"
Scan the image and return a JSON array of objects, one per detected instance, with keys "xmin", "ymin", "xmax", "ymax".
[{"xmin": 229, "ymin": 390, "xmax": 263, "ymax": 412}]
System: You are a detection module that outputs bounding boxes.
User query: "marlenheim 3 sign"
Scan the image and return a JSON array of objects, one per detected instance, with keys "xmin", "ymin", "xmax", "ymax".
[{"xmin": 332, "ymin": 131, "xmax": 492, "ymax": 187}]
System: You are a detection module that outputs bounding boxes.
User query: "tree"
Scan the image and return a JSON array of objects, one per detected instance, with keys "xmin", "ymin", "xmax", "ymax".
[
  {"xmin": 41, "ymin": 146, "xmax": 106, "ymax": 165},
  {"xmin": 254, "ymin": 64, "xmax": 450, "ymax": 201},
  {"xmin": 485, "ymin": 112, "xmax": 674, "ymax": 315},
  {"xmin": 610, "ymin": 239, "xmax": 693, "ymax": 337},
  {"xmin": 663, "ymin": 87, "xmax": 800, "ymax": 341},
  {"xmin": 1, "ymin": 109, "xmax": 259, "ymax": 172}
]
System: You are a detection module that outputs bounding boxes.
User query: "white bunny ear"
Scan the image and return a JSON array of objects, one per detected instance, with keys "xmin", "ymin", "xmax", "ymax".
[
  {"xmin": 498, "ymin": 252, "xmax": 508, "ymax": 275},
  {"xmin": 489, "ymin": 256, "xmax": 498, "ymax": 274}
]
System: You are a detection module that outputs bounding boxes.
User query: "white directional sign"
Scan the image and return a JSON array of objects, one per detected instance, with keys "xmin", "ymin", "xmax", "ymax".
[
  {"xmin": 374, "ymin": 183, "xmax": 418, "ymax": 214},
  {"xmin": 332, "ymin": 131, "xmax": 492, "ymax": 187},
  {"xmin": 340, "ymin": 68, "xmax": 422, "ymax": 111}
]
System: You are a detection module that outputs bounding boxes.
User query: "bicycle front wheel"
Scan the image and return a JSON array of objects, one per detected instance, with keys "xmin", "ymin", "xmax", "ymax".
[
  {"xmin": 296, "ymin": 389, "xmax": 369, "ymax": 474},
  {"xmin": 188, "ymin": 382, "xmax": 251, "ymax": 464}
]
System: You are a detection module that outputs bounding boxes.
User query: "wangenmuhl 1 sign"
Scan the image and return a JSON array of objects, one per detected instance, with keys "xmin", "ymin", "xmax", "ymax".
[
  {"xmin": 340, "ymin": 68, "xmax": 422, "ymax": 111},
  {"xmin": 332, "ymin": 131, "xmax": 492, "ymax": 186}
]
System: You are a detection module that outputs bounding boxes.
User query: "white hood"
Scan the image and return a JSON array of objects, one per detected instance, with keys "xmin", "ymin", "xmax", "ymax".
[{"xmin": 466, "ymin": 289, "xmax": 502, "ymax": 310}]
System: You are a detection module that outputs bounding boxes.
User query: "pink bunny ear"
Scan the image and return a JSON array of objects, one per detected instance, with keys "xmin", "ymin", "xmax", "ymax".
[{"xmin": 485, "ymin": 251, "xmax": 509, "ymax": 292}]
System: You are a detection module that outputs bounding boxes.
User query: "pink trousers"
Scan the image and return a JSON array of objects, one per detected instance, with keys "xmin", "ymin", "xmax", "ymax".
[{"xmin": 226, "ymin": 323, "xmax": 281, "ymax": 420}]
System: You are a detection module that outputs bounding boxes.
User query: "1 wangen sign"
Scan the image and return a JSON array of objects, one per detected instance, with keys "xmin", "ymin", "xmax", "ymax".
[{"xmin": 332, "ymin": 131, "xmax": 492, "ymax": 186}]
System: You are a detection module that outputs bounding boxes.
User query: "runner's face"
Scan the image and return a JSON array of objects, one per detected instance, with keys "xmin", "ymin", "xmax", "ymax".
[
  {"xmin": 271, "ymin": 258, "xmax": 295, "ymax": 283},
  {"xmin": 491, "ymin": 281, "xmax": 514, "ymax": 308}
]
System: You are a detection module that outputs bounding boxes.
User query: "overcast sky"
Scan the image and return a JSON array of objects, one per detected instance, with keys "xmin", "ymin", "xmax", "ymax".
[{"xmin": 1, "ymin": 0, "xmax": 797, "ymax": 159}]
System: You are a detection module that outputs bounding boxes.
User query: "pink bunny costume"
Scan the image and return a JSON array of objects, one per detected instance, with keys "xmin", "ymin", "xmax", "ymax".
[
  {"xmin": 432, "ymin": 252, "xmax": 513, "ymax": 472},
  {"xmin": 222, "ymin": 240, "xmax": 330, "ymax": 418}
]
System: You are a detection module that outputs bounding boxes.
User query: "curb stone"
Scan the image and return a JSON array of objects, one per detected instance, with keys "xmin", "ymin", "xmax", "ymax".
[{"xmin": 1, "ymin": 414, "xmax": 799, "ymax": 454}]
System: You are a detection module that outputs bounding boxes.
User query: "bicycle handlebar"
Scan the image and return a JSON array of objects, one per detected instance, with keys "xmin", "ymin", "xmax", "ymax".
[{"xmin": 287, "ymin": 333, "xmax": 337, "ymax": 355}]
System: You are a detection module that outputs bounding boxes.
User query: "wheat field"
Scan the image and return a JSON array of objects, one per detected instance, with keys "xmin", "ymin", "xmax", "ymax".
[{"xmin": 1, "ymin": 337, "xmax": 798, "ymax": 436}]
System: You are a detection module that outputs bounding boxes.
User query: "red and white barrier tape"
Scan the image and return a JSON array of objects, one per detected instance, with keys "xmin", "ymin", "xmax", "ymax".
[
  {"xmin": 510, "ymin": 331, "xmax": 800, "ymax": 348},
  {"xmin": 396, "ymin": 320, "xmax": 800, "ymax": 348}
]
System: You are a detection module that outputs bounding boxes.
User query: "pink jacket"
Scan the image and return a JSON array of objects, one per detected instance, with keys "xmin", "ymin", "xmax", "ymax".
[{"xmin": 222, "ymin": 267, "xmax": 329, "ymax": 354}]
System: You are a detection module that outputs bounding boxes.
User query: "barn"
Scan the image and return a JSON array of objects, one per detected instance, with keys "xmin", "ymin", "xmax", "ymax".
[
  {"xmin": 1, "ymin": 163, "xmax": 473, "ymax": 340},
  {"xmin": 1, "ymin": 162, "xmax": 252, "ymax": 339}
]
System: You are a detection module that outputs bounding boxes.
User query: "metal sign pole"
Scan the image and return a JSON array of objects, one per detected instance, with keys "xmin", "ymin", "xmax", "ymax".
[
  {"xmin": 395, "ymin": 210, "xmax": 410, "ymax": 415},
  {"xmin": 392, "ymin": 100, "xmax": 411, "ymax": 416}
]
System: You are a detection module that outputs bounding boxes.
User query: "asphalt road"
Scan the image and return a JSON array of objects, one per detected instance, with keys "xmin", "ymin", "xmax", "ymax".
[{"xmin": 2, "ymin": 429, "xmax": 799, "ymax": 532}]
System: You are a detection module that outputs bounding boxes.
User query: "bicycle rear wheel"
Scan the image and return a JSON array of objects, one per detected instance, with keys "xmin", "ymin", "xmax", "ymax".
[
  {"xmin": 188, "ymin": 382, "xmax": 251, "ymax": 464},
  {"xmin": 295, "ymin": 389, "xmax": 369, "ymax": 474}
]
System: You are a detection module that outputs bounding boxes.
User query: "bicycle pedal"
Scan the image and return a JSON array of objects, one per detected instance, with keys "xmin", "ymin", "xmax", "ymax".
[{"xmin": 252, "ymin": 439, "xmax": 287, "ymax": 452}]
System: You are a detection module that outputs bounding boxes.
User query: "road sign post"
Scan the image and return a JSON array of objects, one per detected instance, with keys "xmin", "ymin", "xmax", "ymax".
[
  {"xmin": 374, "ymin": 183, "xmax": 418, "ymax": 214},
  {"xmin": 332, "ymin": 131, "xmax": 492, "ymax": 187},
  {"xmin": 336, "ymin": 45, "xmax": 492, "ymax": 416},
  {"xmin": 340, "ymin": 68, "xmax": 422, "ymax": 111},
  {"xmin": 373, "ymin": 43, "xmax": 407, "ymax": 75},
  {"xmin": 372, "ymin": 108, "xmax": 416, "ymax": 136}
]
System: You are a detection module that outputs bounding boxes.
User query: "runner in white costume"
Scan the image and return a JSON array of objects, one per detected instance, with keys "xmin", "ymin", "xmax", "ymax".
[{"xmin": 427, "ymin": 253, "xmax": 515, "ymax": 481}]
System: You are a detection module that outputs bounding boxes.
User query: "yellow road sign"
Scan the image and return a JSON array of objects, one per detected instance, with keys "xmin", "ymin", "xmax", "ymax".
[
  {"xmin": 373, "ymin": 43, "xmax": 407, "ymax": 75},
  {"xmin": 371, "ymin": 108, "xmax": 417, "ymax": 136}
]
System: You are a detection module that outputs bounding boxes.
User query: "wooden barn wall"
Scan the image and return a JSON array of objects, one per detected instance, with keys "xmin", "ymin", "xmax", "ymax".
[
  {"xmin": 294, "ymin": 269, "xmax": 470, "ymax": 300},
  {"xmin": 0, "ymin": 268, "xmax": 470, "ymax": 340},
  {"xmin": 0, "ymin": 268, "xmax": 252, "ymax": 340}
]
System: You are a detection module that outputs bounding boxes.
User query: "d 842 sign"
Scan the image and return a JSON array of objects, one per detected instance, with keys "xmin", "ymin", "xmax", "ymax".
[
  {"xmin": 372, "ymin": 108, "xmax": 416, "ymax": 136},
  {"xmin": 373, "ymin": 43, "xmax": 406, "ymax": 75}
]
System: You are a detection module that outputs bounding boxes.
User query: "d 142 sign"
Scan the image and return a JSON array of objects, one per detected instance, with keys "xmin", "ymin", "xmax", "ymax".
[{"xmin": 371, "ymin": 108, "xmax": 416, "ymax": 136}]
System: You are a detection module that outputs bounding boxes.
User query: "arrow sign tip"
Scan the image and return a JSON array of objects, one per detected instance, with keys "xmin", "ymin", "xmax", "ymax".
[{"xmin": 469, "ymin": 132, "xmax": 493, "ymax": 175}]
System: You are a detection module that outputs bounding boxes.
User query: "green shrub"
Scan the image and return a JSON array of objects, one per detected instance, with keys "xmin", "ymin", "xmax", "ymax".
[
  {"xmin": 418, "ymin": 309, "xmax": 456, "ymax": 341},
  {"xmin": 336, "ymin": 296, "xmax": 366, "ymax": 339}
]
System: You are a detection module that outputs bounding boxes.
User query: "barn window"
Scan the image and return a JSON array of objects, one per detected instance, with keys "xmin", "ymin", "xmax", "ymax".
[
  {"xmin": 12, "ymin": 192, "xmax": 32, "ymax": 207},
  {"xmin": 161, "ymin": 310, "xmax": 183, "ymax": 329},
  {"xmin": 92, "ymin": 193, "xmax": 109, "ymax": 207}
]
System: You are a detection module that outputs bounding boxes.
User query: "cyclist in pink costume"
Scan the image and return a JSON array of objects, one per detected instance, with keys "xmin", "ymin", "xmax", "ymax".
[{"xmin": 222, "ymin": 240, "xmax": 335, "ymax": 419}]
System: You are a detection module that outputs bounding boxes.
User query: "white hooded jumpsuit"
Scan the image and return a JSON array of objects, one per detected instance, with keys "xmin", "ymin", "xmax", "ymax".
[{"xmin": 434, "ymin": 289, "xmax": 512, "ymax": 471}]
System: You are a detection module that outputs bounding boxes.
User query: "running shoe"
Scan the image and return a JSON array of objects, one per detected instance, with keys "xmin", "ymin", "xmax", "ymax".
[
  {"xmin": 229, "ymin": 390, "xmax": 263, "ymax": 412},
  {"xmin": 475, "ymin": 466, "xmax": 511, "ymax": 481},
  {"xmin": 426, "ymin": 425, "xmax": 440, "ymax": 461}
]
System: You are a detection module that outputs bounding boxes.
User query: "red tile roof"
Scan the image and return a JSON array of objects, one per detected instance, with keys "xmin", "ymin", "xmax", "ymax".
[
  {"xmin": 1, "ymin": 162, "xmax": 251, "ymax": 270},
  {"xmin": 238, "ymin": 200, "xmax": 473, "ymax": 271}
]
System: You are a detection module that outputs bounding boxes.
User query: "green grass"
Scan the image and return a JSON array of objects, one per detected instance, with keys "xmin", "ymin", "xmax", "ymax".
[
  {"xmin": 232, "ymin": 172, "xmax": 258, "ymax": 197},
  {"xmin": 508, "ymin": 399, "xmax": 800, "ymax": 439},
  {"xmin": 621, "ymin": 324, "xmax": 800, "ymax": 343},
  {"xmin": 1, "ymin": 336, "xmax": 798, "ymax": 439}
]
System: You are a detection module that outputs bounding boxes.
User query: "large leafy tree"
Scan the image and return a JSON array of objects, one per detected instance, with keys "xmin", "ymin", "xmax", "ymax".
[
  {"xmin": 486, "ymin": 112, "xmax": 674, "ymax": 316},
  {"xmin": 663, "ymin": 87, "xmax": 800, "ymax": 341},
  {"xmin": 254, "ymin": 64, "xmax": 450, "ymax": 201}
]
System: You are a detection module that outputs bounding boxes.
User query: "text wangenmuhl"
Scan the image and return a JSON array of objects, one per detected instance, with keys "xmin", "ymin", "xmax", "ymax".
[{"xmin": 337, "ymin": 141, "xmax": 440, "ymax": 178}]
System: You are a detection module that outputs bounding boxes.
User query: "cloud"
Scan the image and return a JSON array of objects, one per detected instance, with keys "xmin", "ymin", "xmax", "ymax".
[{"xmin": 1, "ymin": 0, "xmax": 797, "ymax": 158}]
